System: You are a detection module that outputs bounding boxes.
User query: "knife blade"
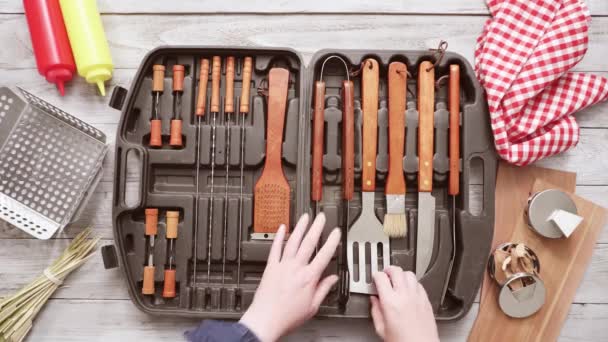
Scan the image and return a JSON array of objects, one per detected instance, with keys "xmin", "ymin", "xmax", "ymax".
[{"xmin": 416, "ymin": 61, "xmax": 436, "ymax": 279}]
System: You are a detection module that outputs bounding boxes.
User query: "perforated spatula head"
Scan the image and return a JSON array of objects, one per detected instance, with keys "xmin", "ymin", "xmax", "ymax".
[
  {"xmin": 347, "ymin": 59, "xmax": 390, "ymax": 294},
  {"xmin": 252, "ymin": 68, "xmax": 291, "ymax": 239}
]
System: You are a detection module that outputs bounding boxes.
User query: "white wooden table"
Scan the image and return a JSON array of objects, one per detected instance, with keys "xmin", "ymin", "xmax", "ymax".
[{"xmin": 1, "ymin": 1, "xmax": 607, "ymax": 340}]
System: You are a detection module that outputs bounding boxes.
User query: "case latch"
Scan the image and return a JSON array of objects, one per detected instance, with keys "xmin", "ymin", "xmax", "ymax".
[
  {"xmin": 101, "ymin": 244, "xmax": 119, "ymax": 269},
  {"xmin": 109, "ymin": 86, "xmax": 128, "ymax": 110}
]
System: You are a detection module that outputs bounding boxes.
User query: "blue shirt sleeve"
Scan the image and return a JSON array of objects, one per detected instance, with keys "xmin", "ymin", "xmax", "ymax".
[{"xmin": 185, "ymin": 320, "xmax": 261, "ymax": 342}]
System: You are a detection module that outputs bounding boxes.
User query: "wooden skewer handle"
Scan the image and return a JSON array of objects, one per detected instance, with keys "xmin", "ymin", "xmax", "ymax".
[
  {"xmin": 342, "ymin": 80, "xmax": 355, "ymax": 201},
  {"xmin": 311, "ymin": 81, "xmax": 325, "ymax": 202},
  {"xmin": 418, "ymin": 61, "xmax": 435, "ymax": 193},
  {"xmin": 386, "ymin": 62, "xmax": 407, "ymax": 195},
  {"xmin": 449, "ymin": 64, "xmax": 460, "ymax": 196},
  {"xmin": 195, "ymin": 59, "xmax": 210, "ymax": 116},
  {"xmin": 240, "ymin": 57, "xmax": 253, "ymax": 114},
  {"xmin": 361, "ymin": 58, "xmax": 379, "ymax": 192},
  {"xmin": 210, "ymin": 56, "xmax": 221, "ymax": 113},
  {"xmin": 225, "ymin": 57, "xmax": 235, "ymax": 113}
]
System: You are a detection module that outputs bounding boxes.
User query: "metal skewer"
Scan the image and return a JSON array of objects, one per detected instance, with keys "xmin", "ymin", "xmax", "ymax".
[
  {"xmin": 206, "ymin": 56, "xmax": 222, "ymax": 304},
  {"xmin": 222, "ymin": 56, "xmax": 235, "ymax": 286},
  {"xmin": 236, "ymin": 57, "xmax": 253, "ymax": 309},
  {"xmin": 192, "ymin": 58, "xmax": 209, "ymax": 306}
]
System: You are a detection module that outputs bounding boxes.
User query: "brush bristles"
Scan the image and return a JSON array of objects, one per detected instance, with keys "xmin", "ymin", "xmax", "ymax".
[{"xmin": 383, "ymin": 213, "xmax": 407, "ymax": 238}]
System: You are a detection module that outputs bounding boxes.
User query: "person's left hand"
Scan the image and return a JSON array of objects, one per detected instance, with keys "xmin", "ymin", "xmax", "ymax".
[{"xmin": 239, "ymin": 213, "xmax": 341, "ymax": 342}]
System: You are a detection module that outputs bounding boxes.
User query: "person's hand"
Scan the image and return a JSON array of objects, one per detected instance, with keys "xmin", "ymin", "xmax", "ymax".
[
  {"xmin": 370, "ymin": 266, "xmax": 439, "ymax": 342},
  {"xmin": 239, "ymin": 213, "xmax": 340, "ymax": 342}
]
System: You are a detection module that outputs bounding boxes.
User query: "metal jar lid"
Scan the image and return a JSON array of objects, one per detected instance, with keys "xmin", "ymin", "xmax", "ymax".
[
  {"xmin": 498, "ymin": 273, "xmax": 546, "ymax": 318},
  {"xmin": 525, "ymin": 189, "xmax": 578, "ymax": 239}
]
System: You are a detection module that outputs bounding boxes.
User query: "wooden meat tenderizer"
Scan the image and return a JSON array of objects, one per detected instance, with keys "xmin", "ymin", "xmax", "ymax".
[
  {"xmin": 252, "ymin": 67, "xmax": 291, "ymax": 239},
  {"xmin": 384, "ymin": 61, "xmax": 408, "ymax": 238}
]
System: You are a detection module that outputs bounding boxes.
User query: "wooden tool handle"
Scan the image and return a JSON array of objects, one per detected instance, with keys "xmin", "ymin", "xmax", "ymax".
[
  {"xmin": 386, "ymin": 62, "xmax": 407, "ymax": 195},
  {"xmin": 265, "ymin": 68, "xmax": 290, "ymax": 171},
  {"xmin": 240, "ymin": 57, "xmax": 253, "ymax": 114},
  {"xmin": 162, "ymin": 269, "xmax": 176, "ymax": 298},
  {"xmin": 210, "ymin": 56, "xmax": 221, "ymax": 113},
  {"xmin": 225, "ymin": 57, "xmax": 235, "ymax": 113},
  {"xmin": 145, "ymin": 208, "xmax": 158, "ymax": 236},
  {"xmin": 361, "ymin": 58, "xmax": 379, "ymax": 192},
  {"xmin": 172, "ymin": 65, "xmax": 184, "ymax": 92},
  {"xmin": 142, "ymin": 266, "xmax": 155, "ymax": 295},
  {"xmin": 169, "ymin": 120, "xmax": 182, "ymax": 147},
  {"xmin": 196, "ymin": 59, "xmax": 210, "ymax": 116},
  {"xmin": 418, "ymin": 61, "xmax": 435, "ymax": 193},
  {"xmin": 342, "ymin": 80, "xmax": 355, "ymax": 201},
  {"xmin": 152, "ymin": 65, "xmax": 165, "ymax": 92},
  {"xmin": 149, "ymin": 120, "xmax": 162, "ymax": 147},
  {"xmin": 311, "ymin": 80, "xmax": 325, "ymax": 202},
  {"xmin": 165, "ymin": 211, "xmax": 179, "ymax": 239},
  {"xmin": 449, "ymin": 65, "xmax": 460, "ymax": 196}
]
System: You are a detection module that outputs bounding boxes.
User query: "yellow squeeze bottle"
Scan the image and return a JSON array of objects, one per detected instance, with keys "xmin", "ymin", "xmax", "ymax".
[{"xmin": 59, "ymin": 0, "xmax": 113, "ymax": 96}]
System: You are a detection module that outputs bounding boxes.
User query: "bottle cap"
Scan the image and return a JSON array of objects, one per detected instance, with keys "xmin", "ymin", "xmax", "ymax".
[
  {"xmin": 85, "ymin": 67, "xmax": 112, "ymax": 96},
  {"xmin": 46, "ymin": 68, "xmax": 74, "ymax": 96}
]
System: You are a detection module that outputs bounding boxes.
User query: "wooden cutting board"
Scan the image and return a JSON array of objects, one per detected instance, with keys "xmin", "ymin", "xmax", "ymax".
[
  {"xmin": 469, "ymin": 163, "xmax": 607, "ymax": 342},
  {"xmin": 478, "ymin": 163, "xmax": 577, "ymax": 303}
]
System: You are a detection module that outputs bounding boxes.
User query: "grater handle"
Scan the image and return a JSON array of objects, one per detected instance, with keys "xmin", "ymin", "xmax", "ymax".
[
  {"xmin": 418, "ymin": 61, "xmax": 435, "ymax": 193},
  {"xmin": 449, "ymin": 64, "xmax": 460, "ymax": 196},
  {"xmin": 361, "ymin": 58, "xmax": 379, "ymax": 192}
]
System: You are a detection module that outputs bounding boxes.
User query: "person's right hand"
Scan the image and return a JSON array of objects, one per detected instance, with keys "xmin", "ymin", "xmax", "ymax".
[{"xmin": 370, "ymin": 266, "xmax": 439, "ymax": 342}]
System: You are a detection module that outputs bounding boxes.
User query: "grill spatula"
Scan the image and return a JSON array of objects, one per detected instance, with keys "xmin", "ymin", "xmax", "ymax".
[{"xmin": 347, "ymin": 59, "xmax": 390, "ymax": 294}]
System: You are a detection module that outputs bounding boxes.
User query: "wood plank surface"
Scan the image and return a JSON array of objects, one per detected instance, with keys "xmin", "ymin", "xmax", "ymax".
[
  {"xmin": 2, "ymin": 15, "xmax": 608, "ymax": 71},
  {"xmin": 1, "ymin": 0, "xmax": 607, "ymax": 15},
  {"xmin": 18, "ymin": 300, "xmax": 608, "ymax": 342}
]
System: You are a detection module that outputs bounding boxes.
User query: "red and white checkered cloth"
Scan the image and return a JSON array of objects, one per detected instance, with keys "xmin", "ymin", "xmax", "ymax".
[{"xmin": 475, "ymin": 0, "xmax": 608, "ymax": 165}]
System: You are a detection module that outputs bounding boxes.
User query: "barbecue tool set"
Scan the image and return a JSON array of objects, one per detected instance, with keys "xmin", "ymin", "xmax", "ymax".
[{"xmin": 107, "ymin": 47, "xmax": 496, "ymax": 320}]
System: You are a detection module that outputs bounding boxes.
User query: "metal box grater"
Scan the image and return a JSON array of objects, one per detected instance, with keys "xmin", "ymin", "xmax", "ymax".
[{"xmin": 0, "ymin": 87, "xmax": 108, "ymax": 239}]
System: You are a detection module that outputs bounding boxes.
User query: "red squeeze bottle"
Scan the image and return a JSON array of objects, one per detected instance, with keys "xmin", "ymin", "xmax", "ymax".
[{"xmin": 23, "ymin": 0, "xmax": 76, "ymax": 96}]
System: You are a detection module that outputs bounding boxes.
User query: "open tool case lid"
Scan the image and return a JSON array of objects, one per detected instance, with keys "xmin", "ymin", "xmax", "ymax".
[{"xmin": 106, "ymin": 46, "xmax": 496, "ymax": 321}]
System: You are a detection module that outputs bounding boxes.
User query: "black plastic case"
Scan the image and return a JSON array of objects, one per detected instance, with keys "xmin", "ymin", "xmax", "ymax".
[{"xmin": 107, "ymin": 46, "xmax": 496, "ymax": 321}]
